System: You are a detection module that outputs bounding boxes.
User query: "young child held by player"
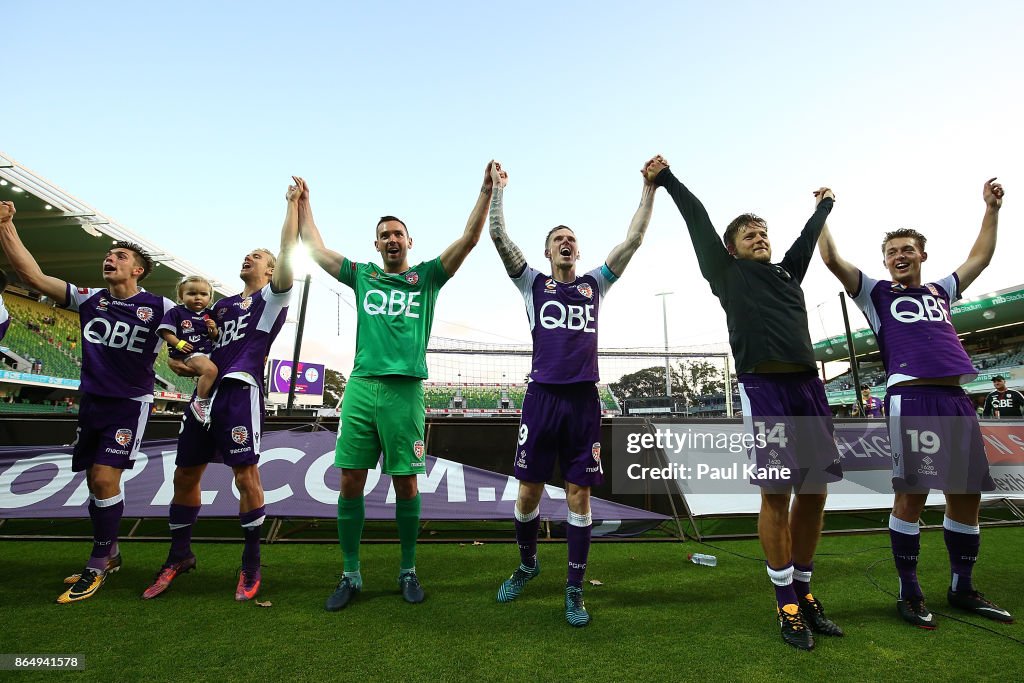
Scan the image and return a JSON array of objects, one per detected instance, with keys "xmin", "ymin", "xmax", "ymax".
[{"xmin": 159, "ymin": 276, "xmax": 219, "ymax": 422}]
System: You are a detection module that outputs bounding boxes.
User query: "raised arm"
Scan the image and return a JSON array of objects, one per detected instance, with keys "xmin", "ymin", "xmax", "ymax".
[
  {"xmin": 780, "ymin": 187, "xmax": 835, "ymax": 283},
  {"xmin": 0, "ymin": 201, "xmax": 69, "ymax": 304},
  {"xmin": 605, "ymin": 176, "xmax": 656, "ymax": 277},
  {"xmin": 486, "ymin": 161, "xmax": 526, "ymax": 278},
  {"xmin": 645, "ymin": 156, "xmax": 732, "ymax": 284},
  {"xmin": 271, "ymin": 177, "xmax": 300, "ymax": 293},
  {"xmin": 817, "ymin": 223, "xmax": 860, "ymax": 294},
  {"xmin": 440, "ymin": 161, "xmax": 500, "ymax": 277},
  {"xmin": 955, "ymin": 178, "xmax": 1003, "ymax": 292},
  {"xmin": 297, "ymin": 178, "xmax": 346, "ymax": 278}
]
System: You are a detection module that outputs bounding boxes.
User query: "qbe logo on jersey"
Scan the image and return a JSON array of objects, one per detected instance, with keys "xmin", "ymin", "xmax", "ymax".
[
  {"xmin": 231, "ymin": 425, "xmax": 249, "ymax": 445},
  {"xmin": 114, "ymin": 428, "xmax": 133, "ymax": 446}
]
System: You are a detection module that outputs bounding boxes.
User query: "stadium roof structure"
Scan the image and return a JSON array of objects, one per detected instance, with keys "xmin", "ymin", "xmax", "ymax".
[
  {"xmin": 0, "ymin": 151, "xmax": 230, "ymax": 301},
  {"xmin": 813, "ymin": 283, "xmax": 1024, "ymax": 363}
]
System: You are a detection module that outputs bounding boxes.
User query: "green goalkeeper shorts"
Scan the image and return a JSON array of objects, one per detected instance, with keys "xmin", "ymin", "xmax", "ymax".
[{"xmin": 335, "ymin": 376, "xmax": 427, "ymax": 476}]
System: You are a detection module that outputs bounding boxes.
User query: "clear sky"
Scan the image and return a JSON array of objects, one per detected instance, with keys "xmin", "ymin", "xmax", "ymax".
[{"xmin": 4, "ymin": 1, "xmax": 1022, "ymax": 381}]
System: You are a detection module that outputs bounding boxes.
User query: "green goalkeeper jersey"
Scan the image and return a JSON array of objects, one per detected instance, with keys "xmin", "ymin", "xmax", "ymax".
[{"xmin": 338, "ymin": 257, "xmax": 450, "ymax": 379}]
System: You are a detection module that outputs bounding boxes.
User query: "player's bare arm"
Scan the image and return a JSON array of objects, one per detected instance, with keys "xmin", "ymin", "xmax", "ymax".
[
  {"xmin": 817, "ymin": 196, "xmax": 860, "ymax": 295},
  {"xmin": 271, "ymin": 177, "xmax": 301, "ymax": 293},
  {"xmin": 160, "ymin": 329, "xmax": 193, "ymax": 355},
  {"xmin": 296, "ymin": 178, "xmax": 346, "ymax": 277},
  {"xmin": 0, "ymin": 201, "xmax": 69, "ymax": 304},
  {"xmin": 955, "ymin": 177, "xmax": 1003, "ymax": 292},
  {"xmin": 440, "ymin": 161, "xmax": 501, "ymax": 277},
  {"xmin": 605, "ymin": 169, "xmax": 656, "ymax": 276},
  {"xmin": 486, "ymin": 161, "xmax": 526, "ymax": 277}
]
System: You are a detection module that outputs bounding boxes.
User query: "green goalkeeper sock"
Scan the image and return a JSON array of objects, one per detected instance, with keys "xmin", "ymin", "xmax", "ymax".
[
  {"xmin": 396, "ymin": 494, "xmax": 421, "ymax": 571},
  {"xmin": 337, "ymin": 495, "xmax": 365, "ymax": 573}
]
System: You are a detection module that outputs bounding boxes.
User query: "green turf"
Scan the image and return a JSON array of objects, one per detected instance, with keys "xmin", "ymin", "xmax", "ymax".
[{"xmin": 3, "ymin": 529, "xmax": 1023, "ymax": 682}]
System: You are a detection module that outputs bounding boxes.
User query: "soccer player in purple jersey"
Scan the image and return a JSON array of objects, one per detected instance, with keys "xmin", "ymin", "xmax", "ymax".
[
  {"xmin": 819, "ymin": 177, "xmax": 1013, "ymax": 627},
  {"xmin": 489, "ymin": 161, "xmax": 655, "ymax": 627},
  {"xmin": 141, "ymin": 179, "xmax": 298, "ymax": 602},
  {"xmin": 0, "ymin": 199, "xmax": 174, "ymax": 604},
  {"xmin": 645, "ymin": 156, "xmax": 844, "ymax": 650}
]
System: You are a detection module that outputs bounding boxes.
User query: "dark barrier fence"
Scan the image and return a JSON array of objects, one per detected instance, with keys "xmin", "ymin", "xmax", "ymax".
[{"xmin": 0, "ymin": 415, "xmax": 678, "ymax": 517}]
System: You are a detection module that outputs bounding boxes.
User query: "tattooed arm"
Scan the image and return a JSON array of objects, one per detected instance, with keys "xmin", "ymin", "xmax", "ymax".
[{"xmin": 486, "ymin": 162, "xmax": 526, "ymax": 277}]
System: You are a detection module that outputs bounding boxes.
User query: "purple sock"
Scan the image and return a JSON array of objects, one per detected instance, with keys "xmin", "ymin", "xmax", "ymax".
[
  {"xmin": 767, "ymin": 562, "xmax": 798, "ymax": 609},
  {"xmin": 792, "ymin": 561, "xmax": 813, "ymax": 598},
  {"xmin": 240, "ymin": 506, "xmax": 266, "ymax": 575},
  {"xmin": 514, "ymin": 505, "xmax": 540, "ymax": 569},
  {"xmin": 566, "ymin": 510, "xmax": 592, "ymax": 588},
  {"xmin": 87, "ymin": 495, "xmax": 124, "ymax": 571},
  {"xmin": 943, "ymin": 517, "xmax": 980, "ymax": 594},
  {"xmin": 168, "ymin": 503, "xmax": 200, "ymax": 564},
  {"xmin": 889, "ymin": 515, "xmax": 922, "ymax": 600}
]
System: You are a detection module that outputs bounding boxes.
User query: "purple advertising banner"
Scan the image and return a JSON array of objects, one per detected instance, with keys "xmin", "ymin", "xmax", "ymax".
[
  {"xmin": 0, "ymin": 430, "xmax": 666, "ymax": 529},
  {"xmin": 269, "ymin": 359, "xmax": 325, "ymax": 396}
]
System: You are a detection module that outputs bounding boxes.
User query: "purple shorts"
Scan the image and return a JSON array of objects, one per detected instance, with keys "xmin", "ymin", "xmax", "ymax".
[
  {"xmin": 515, "ymin": 382, "xmax": 603, "ymax": 487},
  {"xmin": 738, "ymin": 372, "xmax": 843, "ymax": 490},
  {"xmin": 176, "ymin": 379, "xmax": 264, "ymax": 468},
  {"xmin": 886, "ymin": 385, "xmax": 994, "ymax": 493},
  {"xmin": 72, "ymin": 393, "xmax": 150, "ymax": 472}
]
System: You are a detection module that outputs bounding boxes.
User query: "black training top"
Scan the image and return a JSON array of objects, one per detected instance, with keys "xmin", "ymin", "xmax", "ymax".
[{"xmin": 654, "ymin": 168, "xmax": 834, "ymax": 374}]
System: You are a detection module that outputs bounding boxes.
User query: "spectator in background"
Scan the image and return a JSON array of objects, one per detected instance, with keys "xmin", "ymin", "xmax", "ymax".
[
  {"xmin": 0, "ymin": 266, "xmax": 9, "ymax": 343},
  {"xmin": 982, "ymin": 375, "xmax": 1024, "ymax": 418},
  {"xmin": 860, "ymin": 384, "xmax": 884, "ymax": 418}
]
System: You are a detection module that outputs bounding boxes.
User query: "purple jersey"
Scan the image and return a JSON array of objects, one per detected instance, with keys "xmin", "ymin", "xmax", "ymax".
[
  {"xmin": 863, "ymin": 395, "xmax": 884, "ymax": 417},
  {"xmin": 210, "ymin": 282, "xmax": 290, "ymax": 390},
  {"xmin": 64, "ymin": 285, "xmax": 175, "ymax": 401},
  {"xmin": 158, "ymin": 305, "xmax": 216, "ymax": 359},
  {"xmin": 513, "ymin": 264, "xmax": 616, "ymax": 384},
  {"xmin": 0, "ymin": 296, "xmax": 8, "ymax": 342},
  {"xmin": 852, "ymin": 273, "xmax": 976, "ymax": 387}
]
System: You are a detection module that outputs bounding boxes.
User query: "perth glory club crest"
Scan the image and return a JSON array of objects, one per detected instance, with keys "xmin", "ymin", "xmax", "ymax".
[{"xmin": 231, "ymin": 426, "xmax": 249, "ymax": 445}]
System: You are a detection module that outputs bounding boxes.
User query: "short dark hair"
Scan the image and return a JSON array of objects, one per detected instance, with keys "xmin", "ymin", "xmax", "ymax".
[
  {"xmin": 545, "ymin": 225, "xmax": 574, "ymax": 249},
  {"xmin": 111, "ymin": 240, "xmax": 153, "ymax": 282},
  {"xmin": 722, "ymin": 214, "xmax": 767, "ymax": 249},
  {"xmin": 377, "ymin": 215, "xmax": 408, "ymax": 237},
  {"xmin": 993, "ymin": 375, "xmax": 1005, "ymax": 382},
  {"xmin": 881, "ymin": 228, "xmax": 927, "ymax": 254},
  {"xmin": 860, "ymin": 384, "xmax": 870, "ymax": 390}
]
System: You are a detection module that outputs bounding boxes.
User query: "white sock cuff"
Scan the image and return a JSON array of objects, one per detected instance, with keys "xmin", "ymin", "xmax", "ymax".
[
  {"xmin": 567, "ymin": 510, "xmax": 592, "ymax": 527},
  {"xmin": 94, "ymin": 492, "xmax": 124, "ymax": 508},
  {"xmin": 889, "ymin": 514, "xmax": 920, "ymax": 536},
  {"xmin": 792, "ymin": 567, "xmax": 812, "ymax": 583},
  {"xmin": 766, "ymin": 563, "xmax": 794, "ymax": 587},
  {"xmin": 943, "ymin": 515, "xmax": 980, "ymax": 535},
  {"xmin": 514, "ymin": 505, "xmax": 539, "ymax": 523},
  {"xmin": 241, "ymin": 514, "xmax": 266, "ymax": 529}
]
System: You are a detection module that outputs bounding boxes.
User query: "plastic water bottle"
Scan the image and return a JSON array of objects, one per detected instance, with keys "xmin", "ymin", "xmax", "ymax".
[{"xmin": 688, "ymin": 553, "xmax": 717, "ymax": 567}]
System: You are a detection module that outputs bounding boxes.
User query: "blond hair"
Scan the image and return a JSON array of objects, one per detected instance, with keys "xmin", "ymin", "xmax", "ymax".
[{"xmin": 176, "ymin": 275, "xmax": 214, "ymax": 303}]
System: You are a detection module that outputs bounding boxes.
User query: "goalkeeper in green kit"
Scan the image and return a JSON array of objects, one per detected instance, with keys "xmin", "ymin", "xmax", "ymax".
[{"xmin": 297, "ymin": 163, "xmax": 506, "ymax": 610}]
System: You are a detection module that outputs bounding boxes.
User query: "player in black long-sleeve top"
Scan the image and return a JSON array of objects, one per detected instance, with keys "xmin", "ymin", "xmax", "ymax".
[{"xmin": 645, "ymin": 155, "xmax": 843, "ymax": 651}]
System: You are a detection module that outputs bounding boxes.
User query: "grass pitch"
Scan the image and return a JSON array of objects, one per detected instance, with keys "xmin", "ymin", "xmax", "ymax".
[{"xmin": 2, "ymin": 528, "xmax": 1023, "ymax": 682}]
